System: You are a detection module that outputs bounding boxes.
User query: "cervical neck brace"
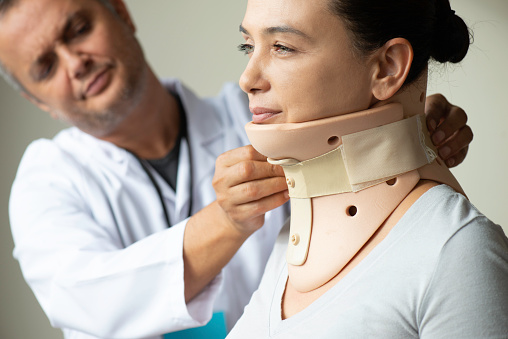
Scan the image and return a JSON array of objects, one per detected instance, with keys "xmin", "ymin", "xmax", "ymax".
[
  {"xmin": 246, "ymin": 102, "xmax": 465, "ymax": 292},
  {"xmin": 268, "ymin": 108, "xmax": 436, "ymax": 196}
]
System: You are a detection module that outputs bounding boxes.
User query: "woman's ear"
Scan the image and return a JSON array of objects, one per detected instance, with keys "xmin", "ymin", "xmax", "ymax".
[{"xmin": 370, "ymin": 38, "xmax": 413, "ymax": 101}]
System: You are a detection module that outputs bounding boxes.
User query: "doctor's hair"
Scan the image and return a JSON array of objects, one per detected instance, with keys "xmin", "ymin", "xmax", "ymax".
[
  {"xmin": 96, "ymin": 0, "xmax": 116, "ymax": 13},
  {"xmin": 328, "ymin": 0, "xmax": 473, "ymax": 86},
  {"xmin": 0, "ymin": 0, "xmax": 24, "ymax": 92}
]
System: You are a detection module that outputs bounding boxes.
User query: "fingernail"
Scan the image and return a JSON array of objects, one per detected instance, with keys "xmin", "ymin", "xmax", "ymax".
[
  {"xmin": 439, "ymin": 146, "xmax": 451, "ymax": 158},
  {"xmin": 429, "ymin": 120, "xmax": 437, "ymax": 131},
  {"xmin": 432, "ymin": 131, "xmax": 445, "ymax": 145},
  {"xmin": 446, "ymin": 158, "xmax": 455, "ymax": 167},
  {"xmin": 284, "ymin": 191, "xmax": 290, "ymax": 199}
]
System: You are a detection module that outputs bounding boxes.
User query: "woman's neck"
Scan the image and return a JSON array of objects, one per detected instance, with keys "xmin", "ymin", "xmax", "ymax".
[{"xmin": 377, "ymin": 71, "xmax": 429, "ymax": 118}]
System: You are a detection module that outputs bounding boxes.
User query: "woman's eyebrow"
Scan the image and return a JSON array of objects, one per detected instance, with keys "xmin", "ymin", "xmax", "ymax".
[{"xmin": 239, "ymin": 24, "xmax": 311, "ymax": 40}]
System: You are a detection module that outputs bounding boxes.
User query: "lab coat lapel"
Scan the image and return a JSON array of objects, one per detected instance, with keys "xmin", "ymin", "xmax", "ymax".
[
  {"xmin": 173, "ymin": 81, "xmax": 225, "ymax": 192},
  {"xmin": 160, "ymin": 79, "xmax": 251, "ymax": 219}
]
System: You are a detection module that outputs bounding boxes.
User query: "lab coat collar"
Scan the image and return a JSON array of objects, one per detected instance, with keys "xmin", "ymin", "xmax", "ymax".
[
  {"xmin": 162, "ymin": 78, "xmax": 224, "ymax": 158},
  {"xmin": 56, "ymin": 78, "xmax": 223, "ymax": 168},
  {"xmin": 54, "ymin": 127, "xmax": 133, "ymax": 173},
  {"xmin": 162, "ymin": 79, "xmax": 231, "ymax": 199},
  {"xmin": 54, "ymin": 78, "xmax": 227, "ymax": 217}
]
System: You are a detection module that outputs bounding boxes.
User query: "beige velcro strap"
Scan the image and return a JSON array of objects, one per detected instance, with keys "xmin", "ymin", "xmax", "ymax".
[
  {"xmin": 342, "ymin": 114, "xmax": 436, "ymax": 186},
  {"xmin": 270, "ymin": 115, "xmax": 436, "ymax": 198}
]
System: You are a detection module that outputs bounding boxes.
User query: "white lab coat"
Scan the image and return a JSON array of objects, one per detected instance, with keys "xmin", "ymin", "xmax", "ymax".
[{"xmin": 9, "ymin": 79, "xmax": 288, "ymax": 339}]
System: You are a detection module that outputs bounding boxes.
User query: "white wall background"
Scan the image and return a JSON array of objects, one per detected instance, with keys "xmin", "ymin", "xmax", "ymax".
[{"xmin": 0, "ymin": 1, "xmax": 506, "ymax": 338}]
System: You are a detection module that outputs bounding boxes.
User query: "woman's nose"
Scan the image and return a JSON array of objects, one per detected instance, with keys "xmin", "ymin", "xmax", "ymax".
[{"xmin": 239, "ymin": 56, "xmax": 270, "ymax": 95}]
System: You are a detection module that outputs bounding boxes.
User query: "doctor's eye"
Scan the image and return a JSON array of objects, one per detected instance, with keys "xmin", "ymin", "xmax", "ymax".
[
  {"xmin": 64, "ymin": 15, "xmax": 92, "ymax": 42},
  {"xmin": 36, "ymin": 54, "xmax": 57, "ymax": 81},
  {"xmin": 238, "ymin": 43, "xmax": 254, "ymax": 55}
]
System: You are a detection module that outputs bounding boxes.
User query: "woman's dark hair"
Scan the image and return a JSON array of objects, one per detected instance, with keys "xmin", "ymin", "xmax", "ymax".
[{"xmin": 328, "ymin": 0, "xmax": 473, "ymax": 85}]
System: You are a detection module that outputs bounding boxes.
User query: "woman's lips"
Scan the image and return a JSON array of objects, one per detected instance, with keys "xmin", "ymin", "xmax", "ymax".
[{"xmin": 250, "ymin": 107, "xmax": 282, "ymax": 123}]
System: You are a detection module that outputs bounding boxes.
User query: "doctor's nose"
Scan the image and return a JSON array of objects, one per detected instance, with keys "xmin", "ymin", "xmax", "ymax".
[
  {"xmin": 56, "ymin": 45, "xmax": 92, "ymax": 80},
  {"xmin": 239, "ymin": 58, "xmax": 270, "ymax": 95}
]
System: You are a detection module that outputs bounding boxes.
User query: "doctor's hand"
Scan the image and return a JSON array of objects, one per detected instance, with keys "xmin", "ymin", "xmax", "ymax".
[
  {"xmin": 213, "ymin": 145, "xmax": 289, "ymax": 235},
  {"xmin": 425, "ymin": 94, "xmax": 474, "ymax": 168},
  {"xmin": 182, "ymin": 147, "xmax": 287, "ymax": 302}
]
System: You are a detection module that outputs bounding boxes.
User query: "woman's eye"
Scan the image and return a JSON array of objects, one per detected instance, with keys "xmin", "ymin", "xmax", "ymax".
[
  {"xmin": 238, "ymin": 43, "xmax": 254, "ymax": 55},
  {"xmin": 273, "ymin": 44, "xmax": 294, "ymax": 55}
]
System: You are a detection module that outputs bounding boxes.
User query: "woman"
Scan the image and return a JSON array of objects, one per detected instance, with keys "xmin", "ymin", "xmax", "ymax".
[{"xmin": 227, "ymin": 0, "xmax": 508, "ymax": 337}]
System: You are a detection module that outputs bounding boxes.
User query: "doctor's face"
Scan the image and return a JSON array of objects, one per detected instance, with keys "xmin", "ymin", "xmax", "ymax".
[
  {"xmin": 239, "ymin": 0, "xmax": 375, "ymax": 124},
  {"xmin": 0, "ymin": 0, "xmax": 146, "ymax": 137}
]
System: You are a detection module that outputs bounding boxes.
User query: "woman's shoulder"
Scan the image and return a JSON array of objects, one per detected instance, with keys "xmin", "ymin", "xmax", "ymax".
[
  {"xmin": 403, "ymin": 184, "xmax": 507, "ymax": 284},
  {"xmin": 406, "ymin": 184, "xmax": 503, "ymax": 242},
  {"xmin": 427, "ymin": 184, "xmax": 507, "ymax": 262},
  {"xmin": 415, "ymin": 188, "xmax": 508, "ymax": 337}
]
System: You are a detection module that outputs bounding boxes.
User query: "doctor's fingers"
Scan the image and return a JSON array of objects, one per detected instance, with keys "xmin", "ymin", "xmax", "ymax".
[
  {"xmin": 217, "ymin": 176, "xmax": 289, "ymax": 207},
  {"xmin": 220, "ymin": 189, "xmax": 289, "ymax": 230},
  {"xmin": 435, "ymin": 126, "xmax": 473, "ymax": 167},
  {"xmin": 214, "ymin": 176, "xmax": 288, "ymax": 232},
  {"xmin": 425, "ymin": 93, "xmax": 453, "ymax": 131},
  {"xmin": 443, "ymin": 147, "xmax": 468, "ymax": 168},
  {"xmin": 426, "ymin": 97, "xmax": 469, "ymax": 145},
  {"xmin": 432, "ymin": 109, "xmax": 468, "ymax": 144},
  {"xmin": 217, "ymin": 145, "xmax": 285, "ymax": 177},
  {"xmin": 214, "ymin": 158, "xmax": 285, "ymax": 190},
  {"xmin": 217, "ymin": 145, "xmax": 268, "ymax": 166}
]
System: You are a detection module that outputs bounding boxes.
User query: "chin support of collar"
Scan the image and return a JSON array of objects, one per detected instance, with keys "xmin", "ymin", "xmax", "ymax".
[{"xmin": 246, "ymin": 103, "xmax": 464, "ymax": 292}]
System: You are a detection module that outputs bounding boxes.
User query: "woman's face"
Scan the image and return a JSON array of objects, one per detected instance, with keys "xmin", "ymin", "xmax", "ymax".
[{"xmin": 239, "ymin": 0, "xmax": 376, "ymax": 124}]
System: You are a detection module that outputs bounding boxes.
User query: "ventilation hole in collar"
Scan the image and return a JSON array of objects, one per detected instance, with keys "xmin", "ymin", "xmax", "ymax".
[
  {"xmin": 346, "ymin": 205, "xmax": 358, "ymax": 217},
  {"xmin": 328, "ymin": 136, "xmax": 339, "ymax": 146},
  {"xmin": 386, "ymin": 178, "xmax": 397, "ymax": 186}
]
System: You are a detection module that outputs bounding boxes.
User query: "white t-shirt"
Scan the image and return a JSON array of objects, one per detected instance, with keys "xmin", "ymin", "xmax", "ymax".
[{"xmin": 228, "ymin": 185, "xmax": 508, "ymax": 338}]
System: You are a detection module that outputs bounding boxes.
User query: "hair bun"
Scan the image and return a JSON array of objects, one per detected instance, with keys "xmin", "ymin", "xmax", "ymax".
[{"xmin": 431, "ymin": 1, "xmax": 472, "ymax": 63}]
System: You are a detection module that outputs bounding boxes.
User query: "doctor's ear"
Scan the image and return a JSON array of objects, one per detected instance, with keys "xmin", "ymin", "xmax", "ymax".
[
  {"xmin": 370, "ymin": 38, "xmax": 413, "ymax": 101},
  {"xmin": 108, "ymin": 0, "xmax": 136, "ymax": 33}
]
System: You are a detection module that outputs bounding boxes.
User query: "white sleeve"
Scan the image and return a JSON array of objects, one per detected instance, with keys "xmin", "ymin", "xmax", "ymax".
[
  {"xmin": 9, "ymin": 141, "xmax": 222, "ymax": 338},
  {"xmin": 418, "ymin": 216, "xmax": 508, "ymax": 338}
]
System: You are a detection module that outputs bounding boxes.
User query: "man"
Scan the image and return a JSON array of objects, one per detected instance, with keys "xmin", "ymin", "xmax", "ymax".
[{"xmin": 0, "ymin": 0, "xmax": 473, "ymax": 338}]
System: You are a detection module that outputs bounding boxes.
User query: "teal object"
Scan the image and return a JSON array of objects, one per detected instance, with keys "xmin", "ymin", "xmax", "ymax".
[{"xmin": 163, "ymin": 312, "xmax": 227, "ymax": 339}]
